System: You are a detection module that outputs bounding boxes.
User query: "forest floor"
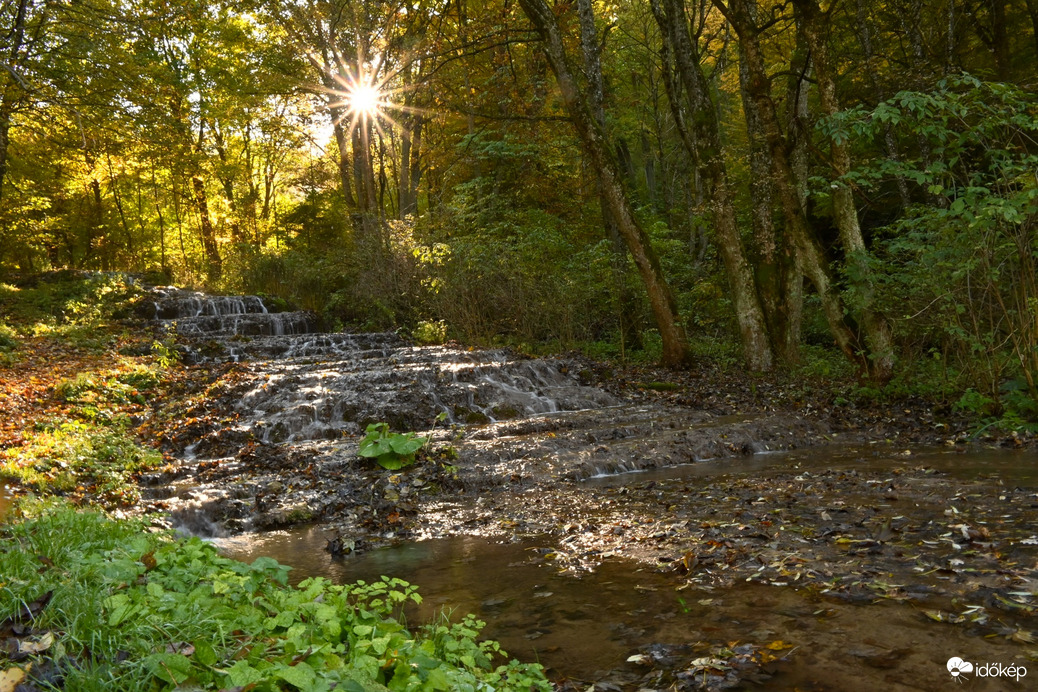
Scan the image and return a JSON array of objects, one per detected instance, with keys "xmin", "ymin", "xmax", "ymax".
[
  {"xmin": 3, "ymin": 302, "xmax": 1038, "ymax": 689},
  {"xmin": 133, "ymin": 343, "xmax": 1038, "ymax": 688}
]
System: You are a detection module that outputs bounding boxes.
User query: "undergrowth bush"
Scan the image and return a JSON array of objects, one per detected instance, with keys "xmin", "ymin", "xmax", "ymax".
[
  {"xmin": 0, "ymin": 272, "xmax": 142, "ymax": 349},
  {"xmin": 0, "ymin": 322, "xmax": 16, "ymax": 351},
  {"xmin": 830, "ymin": 75, "xmax": 1038, "ymax": 420},
  {"xmin": 0, "ymin": 504, "xmax": 550, "ymax": 691}
]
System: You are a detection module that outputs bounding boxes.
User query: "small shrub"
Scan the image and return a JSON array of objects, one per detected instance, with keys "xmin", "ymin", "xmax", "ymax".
[
  {"xmin": 413, "ymin": 319, "xmax": 448, "ymax": 345},
  {"xmin": 954, "ymin": 388, "xmax": 998, "ymax": 417},
  {"xmin": 0, "ymin": 322, "xmax": 17, "ymax": 351},
  {"xmin": 152, "ymin": 338, "xmax": 180, "ymax": 368},
  {"xmin": 0, "ymin": 423, "xmax": 162, "ymax": 506},
  {"xmin": 54, "ymin": 364, "xmax": 162, "ymax": 407}
]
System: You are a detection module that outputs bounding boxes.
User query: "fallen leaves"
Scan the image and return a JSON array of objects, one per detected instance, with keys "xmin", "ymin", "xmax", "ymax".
[
  {"xmin": 0, "ymin": 664, "xmax": 29, "ymax": 692},
  {"xmin": 0, "ymin": 590, "xmax": 53, "ymax": 636}
]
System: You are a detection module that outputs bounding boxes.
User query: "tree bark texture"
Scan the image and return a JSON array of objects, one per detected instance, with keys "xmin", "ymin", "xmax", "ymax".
[
  {"xmin": 714, "ymin": 0, "xmax": 868, "ymax": 372},
  {"xmin": 739, "ymin": 20, "xmax": 802, "ymax": 365},
  {"xmin": 577, "ymin": 0, "xmax": 642, "ymax": 351},
  {"xmin": 793, "ymin": 0, "xmax": 894, "ymax": 381},
  {"xmin": 652, "ymin": 0, "xmax": 773, "ymax": 371},
  {"xmin": 192, "ymin": 175, "xmax": 222, "ymax": 278}
]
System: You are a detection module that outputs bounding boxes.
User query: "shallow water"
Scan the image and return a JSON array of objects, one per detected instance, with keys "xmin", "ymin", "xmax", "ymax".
[
  {"xmin": 583, "ymin": 444, "xmax": 1038, "ymax": 486},
  {"xmin": 154, "ymin": 293, "xmax": 1035, "ymax": 688},
  {"xmin": 215, "ymin": 447, "xmax": 1036, "ymax": 689},
  {"xmin": 0, "ymin": 485, "xmax": 12, "ymax": 520}
]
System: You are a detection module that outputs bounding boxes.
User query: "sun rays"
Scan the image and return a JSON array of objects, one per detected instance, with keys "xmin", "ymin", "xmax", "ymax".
[
  {"xmin": 318, "ymin": 57, "xmax": 424, "ymax": 144},
  {"xmin": 345, "ymin": 81, "xmax": 383, "ymax": 121}
]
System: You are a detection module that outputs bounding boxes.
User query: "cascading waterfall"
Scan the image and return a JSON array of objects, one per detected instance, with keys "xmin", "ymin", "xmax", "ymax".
[
  {"xmin": 144, "ymin": 287, "xmax": 810, "ymax": 542},
  {"xmin": 148, "ymin": 287, "xmax": 617, "ymax": 446}
]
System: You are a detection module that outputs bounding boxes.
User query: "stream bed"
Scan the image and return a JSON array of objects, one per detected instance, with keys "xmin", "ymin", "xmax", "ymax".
[
  {"xmin": 142, "ymin": 289, "xmax": 1037, "ymax": 690},
  {"xmin": 212, "ymin": 446, "xmax": 1038, "ymax": 690}
]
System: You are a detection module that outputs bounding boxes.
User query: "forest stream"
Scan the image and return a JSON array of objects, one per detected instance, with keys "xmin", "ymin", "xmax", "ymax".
[{"xmin": 140, "ymin": 289, "xmax": 1037, "ymax": 690}]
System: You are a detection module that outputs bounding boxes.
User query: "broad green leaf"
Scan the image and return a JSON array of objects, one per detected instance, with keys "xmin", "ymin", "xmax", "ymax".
[
  {"xmin": 143, "ymin": 652, "xmax": 194, "ymax": 685},
  {"xmin": 388, "ymin": 436, "xmax": 425, "ymax": 455},
  {"xmin": 275, "ymin": 661, "xmax": 316, "ymax": 689},
  {"xmin": 375, "ymin": 454, "xmax": 410, "ymax": 470},
  {"xmin": 193, "ymin": 639, "xmax": 218, "ymax": 667},
  {"xmin": 223, "ymin": 660, "xmax": 265, "ymax": 687}
]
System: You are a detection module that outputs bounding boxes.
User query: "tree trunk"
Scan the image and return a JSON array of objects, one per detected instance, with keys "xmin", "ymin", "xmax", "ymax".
[
  {"xmin": 739, "ymin": 19, "xmax": 802, "ymax": 365},
  {"xmin": 0, "ymin": 107, "xmax": 10, "ymax": 204},
  {"xmin": 409, "ymin": 119, "xmax": 423, "ymax": 213},
  {"xmin": 715, "ymin": 0, "xmax": 867, "ymax": 372},
  {"xmin": 211, "ymin": 121, "xmax": 243, "ymax": 244},
  {"xmin": 399, "ymin": 126, "xmax": 414, "ymax": 218},
  {"xmin": 577, "ymin": 0, "xmax": 642, "ymax": 352},
  {"xmin": 192, "ymin": 176, "xmax": 221, "ymax": 278},
  {"xmin": 989, "ymin": 0, "xmax": 1011, "ymax": 80},
  {"xmin": 652, "ymin": 0, "xmax": 772, "ymax": 371},
  {"xmin": 640, "ymin": 129, "xmax": 657, "ymax": 207},
  {"xmin": 793, "ymin": 0, "xmax": 894, "ymax": 381},
  {"xmin": 0, "ymin": 0, "xmax": 30, "ymax": 203},
  {"xmin": 519, "ymin": 0, "xmax": 691, "ymax": 367},
  {"xmin": 331, "ymin": 119, "xmax": 357, "ymax": 208}
]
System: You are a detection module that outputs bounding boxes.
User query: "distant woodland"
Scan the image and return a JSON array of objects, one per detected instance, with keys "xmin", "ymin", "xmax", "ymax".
[{"xmin": 1, "ymin": 0, "xmax": 1036, "ymax": 413}]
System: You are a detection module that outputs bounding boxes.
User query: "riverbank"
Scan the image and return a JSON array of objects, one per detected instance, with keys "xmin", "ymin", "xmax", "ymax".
[
  {"xmin": 2, "ymin": 276, "xmax": 1036, "ymax": 690},
  {"xmin": 0, "ymin": 504, "xmax": 551, "ymax": 691}
]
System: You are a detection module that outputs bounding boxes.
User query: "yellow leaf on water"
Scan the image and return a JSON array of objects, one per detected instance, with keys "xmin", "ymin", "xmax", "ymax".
[
  {"xmin": 766, "ymin": 640, "xmax": 793, "ymax": 651},
  {"xmin": 1010, "ymin": 629, "xmax": 1038, "ymax": 644}
]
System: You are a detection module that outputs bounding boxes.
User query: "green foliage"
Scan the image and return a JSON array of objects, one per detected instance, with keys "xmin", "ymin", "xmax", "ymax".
[
  {"xmin": 954, "ymin": 382, "xmax": 1038, "ymax": 434},
  {"xmin": 414, "ymin": 180, "xmax": 634, "ymax": 349},
  {"xmin": 54, "ymin": 363, "xmax": 161, "ymax": 407},
  {"xmin": 687, "ymin": 337, "xmax": 741, "ymax": 371},
  {"xmin": 0, "ymin": 422, "xmax": 162, "ymax": 505},
  {"xmin": 0, "ymin": 505, "xmax": 551, "ymax": 691},
  {"xmin": 151, "ymin": 338, "xmax": 180, "ymax": 368},
  {"xmin": 830, "ymin": 76, "xmax": 1038, "ymax": 414},
  {"xmin": 0, "ymin": 273, "xmax": 142, "ymax": 349},
  {"xmin": 358, "ymin": 423, "xmax": 429, "ymax": 471},
  {"xmin": 412, "ymin": 320, "xmax": 448, "ymax": 345},
  {"xmin": 954, "ymin": 388, "xmax": 998, "ymax": 416},
  {"xmin": 0, "ymin": 321, "xmax": 17, "ymax": 351}
]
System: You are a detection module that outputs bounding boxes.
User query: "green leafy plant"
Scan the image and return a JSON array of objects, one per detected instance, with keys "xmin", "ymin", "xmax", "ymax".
[
  {"xmin": 151, "ymin": 338, "xmax": 180, "ymax": 368},
  {"xmin": 0, "ymin": 321, "xmax": 17, "ymax": 352},
  {"xmin": 828, "ymin": 75, "xmax": 1038, "ymax": 407},
  {"xmin": 359, "ymin": 423, "xmax": 429, "ymax": 470},
  {"xmin": 412, "ymin": 319, "xmax": 448, "ymax": 345},
  {"xmin": 0, "ymin": 503, "xmax": 551, "ymax": 691}
]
